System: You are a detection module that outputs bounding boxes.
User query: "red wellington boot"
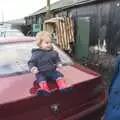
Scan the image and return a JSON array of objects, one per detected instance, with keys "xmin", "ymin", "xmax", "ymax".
[
  {"xmin": 56, "ymin": 79, "xmax": 68, "ymax": 90},
  {"xmin": 56, "ymin": 79, "xmax": 72, "ymax": 93},
  {"xmin": 37, "ymin": 82, "xmax": 51, "ymax": 96}
]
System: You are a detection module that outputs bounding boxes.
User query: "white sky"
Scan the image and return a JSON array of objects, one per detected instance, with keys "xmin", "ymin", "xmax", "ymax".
[{"xmin": 0, "ymin": 0, "xmax": 59, "ymax": 22}]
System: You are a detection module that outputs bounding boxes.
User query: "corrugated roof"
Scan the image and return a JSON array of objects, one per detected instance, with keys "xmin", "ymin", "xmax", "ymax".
[{"xmin": 29, "ymin": 0, "xmax": 96, "ymax": 17}]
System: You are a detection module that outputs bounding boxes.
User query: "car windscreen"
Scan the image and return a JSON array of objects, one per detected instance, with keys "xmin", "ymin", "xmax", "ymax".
[
  {"xmin": 5, "ymin": 31, "xmax": 24, "ymax": 37},
  {"xmin": 0, "ymin": 30, "xmax": 24, "ymax": 37},
  {"xmin": 0, "ymin": 42, "xmax": 73, "ymax": 76}
]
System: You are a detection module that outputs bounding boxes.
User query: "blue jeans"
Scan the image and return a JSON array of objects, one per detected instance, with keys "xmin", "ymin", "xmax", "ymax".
[{"xmin": 36, "ymin": 70, "xmax": 64, "ymax": 83}]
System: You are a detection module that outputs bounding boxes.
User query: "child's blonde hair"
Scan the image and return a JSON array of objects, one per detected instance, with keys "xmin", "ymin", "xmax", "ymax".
[{"xmin": 36, "ymin": 31, "xmax": 52, "ymax": 46}]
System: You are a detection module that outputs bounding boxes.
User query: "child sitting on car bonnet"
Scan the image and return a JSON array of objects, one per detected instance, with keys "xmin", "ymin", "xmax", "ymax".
[{"xmin": 28, "ymin": 31, "xmax": 68, "ymax": 96}]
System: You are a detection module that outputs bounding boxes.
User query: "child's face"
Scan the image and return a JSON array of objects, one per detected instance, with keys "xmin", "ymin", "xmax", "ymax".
[{"xmin": 40, "ymin": 37, "xmax": 52, "ymax": 50}]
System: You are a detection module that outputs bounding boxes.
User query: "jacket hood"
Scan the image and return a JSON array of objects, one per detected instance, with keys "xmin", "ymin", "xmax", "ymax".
[
  {"xmin": 31, "ymin": 48, "xmax": 40, "ymax": 53},
  {"xmin": 31, "ymin": 48, "xmax": 53, "ymax": 53}
]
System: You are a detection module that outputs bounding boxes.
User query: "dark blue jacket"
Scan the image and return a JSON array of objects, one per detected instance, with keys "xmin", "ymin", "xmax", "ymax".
[
  {"xmin": 104, "ymin": 56, "xmax": 120, "ymax": 120},
  {"xmin": 109, "ymin": 56, "xmax": 120, "ymax": 92},
  {"xmin": 28, "ymin": 48, "xmax": 60, "ymax": 72}
]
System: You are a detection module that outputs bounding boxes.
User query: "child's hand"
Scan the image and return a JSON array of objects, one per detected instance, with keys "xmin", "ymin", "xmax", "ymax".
[
  {"xmin": 57, "ymin": 63, "xmax": 63, "ymax": 69},
  {"xmin": 31, "ymin": 66, "xmax": 39, "ymax": 74}
]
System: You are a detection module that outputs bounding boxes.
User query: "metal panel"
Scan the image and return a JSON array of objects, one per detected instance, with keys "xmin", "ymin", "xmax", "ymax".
[
  {"xmin": 75, "ymin": 17, "xmax": 90, "ymax": 59},
  {"xmin": 32, "ymin": 24, "xmax": 41, "ymax": 33}
]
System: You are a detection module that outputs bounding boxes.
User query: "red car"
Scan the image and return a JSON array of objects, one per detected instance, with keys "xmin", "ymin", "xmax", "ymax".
[{"xmin": 0, "ymin": 38, "xmax": 107, "ymax": 120}]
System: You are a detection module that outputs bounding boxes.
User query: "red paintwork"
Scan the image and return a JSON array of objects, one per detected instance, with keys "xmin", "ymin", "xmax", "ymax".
[
  {"xmin": 0, "ymin": 65, "xmax": 107, "ymax": 120},
  {"xmin": 0, "ymin": 40, "xmax": 107, "ymax": 120}
]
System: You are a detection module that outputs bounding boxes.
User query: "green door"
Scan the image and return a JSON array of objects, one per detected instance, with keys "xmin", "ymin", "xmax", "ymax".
[{"xmin": 75, "ymin": 17, "xmax": 90, "ymax": 59}]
